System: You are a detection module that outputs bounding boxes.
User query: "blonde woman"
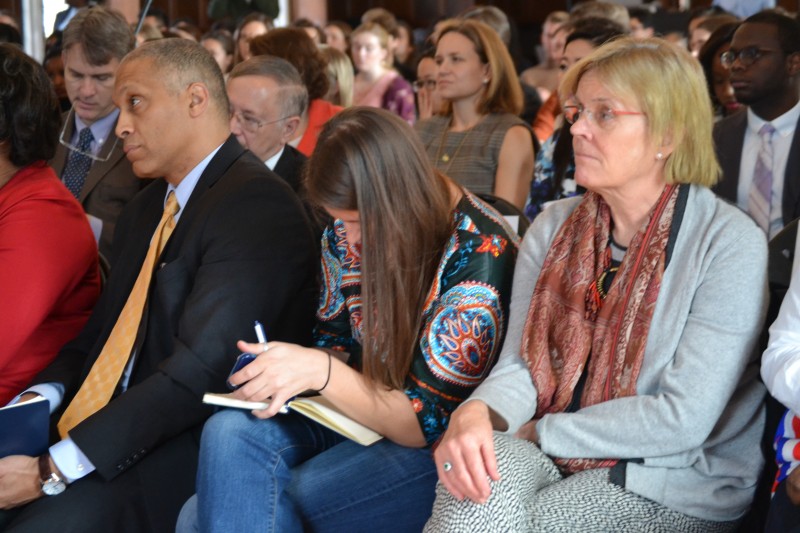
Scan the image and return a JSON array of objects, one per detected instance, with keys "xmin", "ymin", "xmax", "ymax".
[{"xmin": 351, "ymin": 22, "xmax": 415, "ymax": 124}]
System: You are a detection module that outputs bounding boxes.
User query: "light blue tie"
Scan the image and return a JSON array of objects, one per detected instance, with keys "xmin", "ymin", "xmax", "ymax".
[{"xmin": 749, "ymin": 123, "xmax": 775, "ymax": 236}]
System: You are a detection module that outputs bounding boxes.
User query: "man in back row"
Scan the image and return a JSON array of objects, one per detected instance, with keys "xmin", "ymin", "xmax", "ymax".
[
  {"xmin": 51, "ymin": 7, "xmax": 144, "ymax": 260},
  {"xmin": 713, "ymin": 11, "xmax": 800, "ymax": 238},
  {"xmin": 0, "ymin": 38, "xmax": 319, "ymax": 532}
]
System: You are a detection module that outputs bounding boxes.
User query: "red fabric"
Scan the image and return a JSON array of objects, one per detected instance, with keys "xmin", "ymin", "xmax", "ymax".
[
  {"xmin": 297, "ymin": 99, "xmax": 343, "ymax": 157},
  {"xmin": 532, "ymin": 92, "xmax": 561, "ymax": 144},
  {"xmin": 521, "ymin": 186, "xmax": 679, "ymax": 474},
  {"xmin": 0, "ymin": 163, "xmax": 100, "ymax": 404}
]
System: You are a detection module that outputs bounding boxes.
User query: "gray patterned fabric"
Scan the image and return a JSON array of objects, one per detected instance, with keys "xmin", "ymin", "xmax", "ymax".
[{"xmin": 424, "ymin": 434, "xmax": 738, "ymax": 533}]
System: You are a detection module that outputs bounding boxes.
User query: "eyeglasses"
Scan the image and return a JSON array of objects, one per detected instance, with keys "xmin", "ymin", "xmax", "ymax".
[
  {"xmin": 563, "ymin": 104, "xmax": 645, "ymax": 129},
  {"xmin": 720, "ymin": 47, "xmax": 778, "ymax": 69},
  {"xmin": 231, "ymin": 111, "xmax": 292, "ymax": 133},
  {"xmin": 412, "ymin": 79, "xmax": 437, "ymax": 93},
  {"xmin": 58, "ymin": 107, "xmax": 118, "ymax": 163}
]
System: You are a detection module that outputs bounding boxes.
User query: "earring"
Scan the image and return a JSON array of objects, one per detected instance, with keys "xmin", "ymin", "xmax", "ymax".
[
  {"xmin": 656, "ymin": 152, "xmax": 664, "ymax": 160},
  {"xmin": 482, "ymin": 78, "xmax": 489, "ymax": 84}
]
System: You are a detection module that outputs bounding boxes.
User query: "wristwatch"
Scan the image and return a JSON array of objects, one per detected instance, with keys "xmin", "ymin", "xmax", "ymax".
[{"xmin": 38, "ymin": 453, "xmax": 67, "ymax": 496}]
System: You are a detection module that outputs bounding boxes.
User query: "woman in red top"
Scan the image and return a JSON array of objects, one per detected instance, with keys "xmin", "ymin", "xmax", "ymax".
[{"xmin": 0, "ymin": 44, "xmax": 100, "ymax": 404}]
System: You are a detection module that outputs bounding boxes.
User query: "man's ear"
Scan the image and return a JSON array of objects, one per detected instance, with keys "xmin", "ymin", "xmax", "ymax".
[
  {"xmin": 187, "ymin": 82, "xmax": 210, "ymax": 117},
  {"xmin": 280, "ymin": 115, "xmax": 301, "ymax": 143},
  {"xmin": 787, "ymin": 51, "xmax": 800, "ymax": 77}
]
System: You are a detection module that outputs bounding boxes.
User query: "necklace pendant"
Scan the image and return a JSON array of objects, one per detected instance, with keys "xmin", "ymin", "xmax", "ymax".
[{"xmin": 441, "ymin": 154, "xmax": 450, "ymax": 163}]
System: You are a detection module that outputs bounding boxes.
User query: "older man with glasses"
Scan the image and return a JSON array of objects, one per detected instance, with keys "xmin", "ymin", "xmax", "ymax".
[{"xmin": 227, "ymin": 55, "xmax": 308, "ymax": 195}]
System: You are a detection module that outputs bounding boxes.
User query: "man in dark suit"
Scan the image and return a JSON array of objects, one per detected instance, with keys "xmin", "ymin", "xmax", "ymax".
[
  {"xmin": 51, "ymin": 7, "xmax": 145, "ymax": 260},
  {"xmin": 713, "ymin": 11, "xmax": 800, "ymax": 238},
  {"xmin": 227, "ymin": 55, "xmax": 308, "ymax": 193},
  {"xmin": 0, "ymin": 39, "xmax": 318, "ymax": 532}
]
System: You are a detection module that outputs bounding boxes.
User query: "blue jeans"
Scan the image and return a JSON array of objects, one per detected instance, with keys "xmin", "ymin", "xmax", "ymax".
[{"xmin": 177, "ymin": 409, "xmax": 437, "ymax": 533}]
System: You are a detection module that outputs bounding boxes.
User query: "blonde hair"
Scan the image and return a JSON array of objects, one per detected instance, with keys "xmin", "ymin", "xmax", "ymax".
[
  {"xmin": 321, "ymin": 45, "xmax": 354, "ymax": 107},
  {"xmin": 437, "ymin": 19, "xmax": 523, "ymax": 116},
  {"xmin": 352, "ymin": 22, "xmax": 392, "ymax": 69},
  {"xmin": 559, "ymin": 36, "xmax": 719, "ymax": 187}
]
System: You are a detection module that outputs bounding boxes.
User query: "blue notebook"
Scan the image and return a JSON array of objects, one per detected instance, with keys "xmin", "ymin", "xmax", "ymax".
[{"xmin": 0, "ymin": 397, "xmax": 49, "ymax": 458}]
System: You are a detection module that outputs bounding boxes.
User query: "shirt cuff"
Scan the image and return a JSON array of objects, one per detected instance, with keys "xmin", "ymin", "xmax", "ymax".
[
  {"xmin": 50, "ymin": 438, "xmax": 96, "ymax": 483},
  {"xmin": 7, "ymin": 383, "xmax": 64, "ymax": 414}
]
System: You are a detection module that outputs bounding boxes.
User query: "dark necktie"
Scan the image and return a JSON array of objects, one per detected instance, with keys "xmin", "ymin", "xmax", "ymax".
[{"xmin": 63, "ymin": 127, "xmax": 94, "ymax": 199}]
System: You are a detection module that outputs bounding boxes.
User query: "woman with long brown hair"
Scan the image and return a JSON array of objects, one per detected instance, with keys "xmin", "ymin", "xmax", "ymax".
[
  {"xmin": 416, "ymin": 19, "xmax": 535, "ymax": 210},
  {"xmin": 178, "ymin": 107, "xmax": 518, "ymax": 532}
]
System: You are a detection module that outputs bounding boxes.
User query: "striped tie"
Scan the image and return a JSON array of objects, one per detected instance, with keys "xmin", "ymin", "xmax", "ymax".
[
  {"xmin": 58, "ymin": 192, "xmax": 181, "ymax": 437},
  {"xmin": 748, "ymin": 123, "xmax": 775, "ymax": 236}
]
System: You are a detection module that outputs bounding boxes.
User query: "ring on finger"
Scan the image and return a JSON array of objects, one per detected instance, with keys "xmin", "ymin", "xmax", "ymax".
[{"xmin": 443, "ymin": 461, "xmax": 453, "ymax": 472}]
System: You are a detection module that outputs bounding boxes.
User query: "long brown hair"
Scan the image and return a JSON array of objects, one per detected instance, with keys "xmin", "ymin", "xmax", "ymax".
[{"xmin": 306, "ymin": 107, "xmax": 454, "ymax": 389}]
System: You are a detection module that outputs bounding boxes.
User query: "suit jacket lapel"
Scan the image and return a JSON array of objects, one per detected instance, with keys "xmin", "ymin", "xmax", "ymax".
[
  {"xmin": 79, "ymin": 124, "xmax": 126, "ymax": 203},
  {"xmin": 51, "ymin": 112, "xmax": 74, "ymax": 176},
  {"xmin": 158, "ymin": 135, "xmax": 246, "ymax": 260},
  {"xmin": 782, "ymin": 114, "xmax": 800, "ymax": 224},
  {"xmin": 714, "ymin": 112, "xmax": 747, "ymax": 203}
]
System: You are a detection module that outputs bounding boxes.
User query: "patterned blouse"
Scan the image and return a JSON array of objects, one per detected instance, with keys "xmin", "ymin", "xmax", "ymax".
[
  {"xmin": 524, "ymin": 128, "xmax": 581, "ymax": 221},
  {"xmin": 313, "ymin": 192, "xmax": 519, "ymax": 445}
]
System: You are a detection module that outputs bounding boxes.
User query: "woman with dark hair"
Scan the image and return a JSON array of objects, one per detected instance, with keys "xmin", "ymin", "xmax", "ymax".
[
  {"xmin": 415, "ymin": 19, "xmax": 535, "ymax": 210},
  {"xmin": 0, "ymin": 44, "xmax": 100, "ymax": 404},
  {"xmin": 699, "ymin": 22, "xmax": 743, "ymax": 120},
  {"xmin": 233, "ymin": 12, "xmax": 272, "ymax": 64},
  {"xmin": 250, "ymin": 27, "xmax": 342, "ymax": 155},
  {"xmin": 201, "ymin": 29, "xmax": 234, "ymax": 75},
  {"xmin": 177, "ymin": 107, "xmax": 518, "ymax": 532}
]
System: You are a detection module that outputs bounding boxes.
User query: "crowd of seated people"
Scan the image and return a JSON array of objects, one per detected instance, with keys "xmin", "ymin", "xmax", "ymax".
[{"xmin": 0, "ymin": 2, "xmax": 799, "ymax": 532}]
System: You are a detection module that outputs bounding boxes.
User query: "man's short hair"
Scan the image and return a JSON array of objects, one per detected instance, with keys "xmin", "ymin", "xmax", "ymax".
[
  {"xmin": 123, "ymin": 39, "xmax": 229, "ymax": 121},
  {"xmin": 744, "ymin": 11, "xmax": 800, "ymax": 56},
  {"xmin": 229, "ymin": 55, "xmax": 309, "ymax": 119},
  {"xmin": 62, "ymin": 6, "xmax": 134, "ymax": 65}
]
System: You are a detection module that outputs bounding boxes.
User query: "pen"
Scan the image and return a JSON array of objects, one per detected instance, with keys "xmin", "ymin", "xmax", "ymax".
[
  {"xmin": 253, "ymin": 321, "xmax": 289, "ymax": 414},
  {"xmin": 254, "ymin": 321, "xmax": 267, "ymax": 345}
]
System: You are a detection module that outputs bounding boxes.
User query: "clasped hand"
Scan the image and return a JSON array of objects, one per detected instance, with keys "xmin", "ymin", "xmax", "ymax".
[
  {"xmin": 227, "ymin": 341, "xmax": 328, "ymax": 419},
  {"xmin": 433, "ymin": 401, "xmax": 500, "ymax": 504}
]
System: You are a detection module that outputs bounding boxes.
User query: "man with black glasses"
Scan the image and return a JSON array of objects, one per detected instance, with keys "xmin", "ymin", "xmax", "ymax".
[{"xmin": 713, "ymin": 11, "xmax": 800, "ymax": 238}]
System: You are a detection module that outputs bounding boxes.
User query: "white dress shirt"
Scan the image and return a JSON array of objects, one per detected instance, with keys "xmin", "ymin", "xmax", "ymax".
[
  {"xmin": 736, "ymin": 100, "xmax": 800, "ymax": 237},
  {"xmin": 763, "ymin": 228, "xmax": 800, "ymax": 414}
]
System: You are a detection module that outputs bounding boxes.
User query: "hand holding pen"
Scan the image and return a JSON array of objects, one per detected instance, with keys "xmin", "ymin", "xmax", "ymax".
[{"xmin": 227, "ymin": 321, "xmax": 289, "ymax": 413}]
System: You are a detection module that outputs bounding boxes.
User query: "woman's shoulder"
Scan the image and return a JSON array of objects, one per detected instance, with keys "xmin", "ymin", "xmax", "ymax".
[
  {"xmin": 685, "ymin": 185, "xmax": 766, "ymax": 247},
  {"xmin": 481, "ymin": 112, "xmax": 529, "ymax": 131},
  {"xmin": 1, "ymin": 164, "xmax": 75, "ymax": 206},
  {"xmin": 455, "ymin": 192, "xmax": 520, "ymax": 244}
]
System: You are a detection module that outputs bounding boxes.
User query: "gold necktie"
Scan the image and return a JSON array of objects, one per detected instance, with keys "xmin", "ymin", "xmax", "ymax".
[{"xmin": 58, "ymin": 192, "xmax": 180, "ymax": 438}]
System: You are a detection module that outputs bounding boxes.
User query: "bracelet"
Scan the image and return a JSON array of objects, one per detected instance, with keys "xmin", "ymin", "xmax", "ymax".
[{"xmin": 317, "ymin": 352, "xmax": 332, "ymax": 392}]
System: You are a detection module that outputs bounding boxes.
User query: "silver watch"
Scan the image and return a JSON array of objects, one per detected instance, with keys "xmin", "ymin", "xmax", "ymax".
[{"xmin": 39, "ymin": 453, "xmax": 67, "ymax": 496}]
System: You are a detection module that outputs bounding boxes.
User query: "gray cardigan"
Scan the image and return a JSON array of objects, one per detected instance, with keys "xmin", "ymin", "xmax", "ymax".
[{"xmin": 470, "ymin": 185, "xmax": 768, "ymax": 521}]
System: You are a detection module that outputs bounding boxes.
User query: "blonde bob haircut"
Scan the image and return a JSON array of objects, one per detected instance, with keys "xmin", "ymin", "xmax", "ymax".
[
  {"xmin": 559, "ymin": 36, "xmax": 720, "ymax": 188},
  {"xmin": 436, "ymin": 19, "xmax": 523, "ymax": 117}
]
